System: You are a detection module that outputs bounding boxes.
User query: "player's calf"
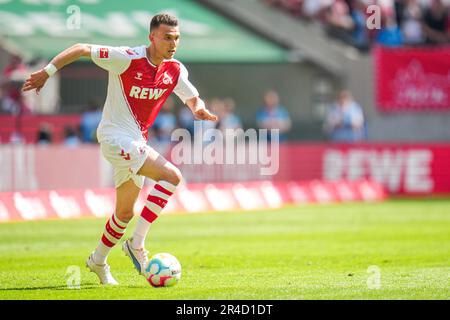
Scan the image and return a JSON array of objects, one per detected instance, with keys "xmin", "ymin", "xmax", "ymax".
[
  {"xmin": 132, "ymin": 180, "xmax": 177, "ymax": 249},
  {"xmin": 124, "ymin": 180, "xmax": 178, "ymax": 276},
  {"xmin": 92, "ymin": 212, "xmax": 129, "ymax": 265}
]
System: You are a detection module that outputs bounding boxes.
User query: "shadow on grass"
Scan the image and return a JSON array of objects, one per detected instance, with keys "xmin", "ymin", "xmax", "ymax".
[{"xmin": 0, "ymin": 282, "xmax": 100, "ymax": 291}]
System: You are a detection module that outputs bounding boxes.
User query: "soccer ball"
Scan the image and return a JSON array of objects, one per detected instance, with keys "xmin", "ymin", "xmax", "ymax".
[{"xmin": 145, "ymin": 253, "xmax": 181, "ymax": 287}]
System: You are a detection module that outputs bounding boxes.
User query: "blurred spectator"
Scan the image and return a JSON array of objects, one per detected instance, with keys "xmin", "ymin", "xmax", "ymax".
[
  {"xmin": 303, "ymin": 0, "xmax": 333, "ymax": 19},
  {"xmin": 323, "ymin": 89, "xmax": 365, "ymax": 142},
  {"xmin": 201, "ymin": 98, "xmax": 220, "ymax": 144},
  {"xmin": 397, "ymin": 0, "xmax": 426, "ymax": 45},
  {"xmin": 178, "ymin": 103, "xmax": 195, "ymax": 136},
  {"xmin": 0, "ymin": 81, "xmax": 31, "ymax": 115},
  {"xmin": 323, "ymin": 0, "xmax": 355, "ymax": 45},
  {"xmin": 422, "ymin": 0, "xmax": 450, "ymax": 44},
  {"xmin": 256, "ymin": 90, "xmax": 292, "ymax": 142},
  {"xmin": 9, "ymin": 131, "xmax": 25, "ymax": 144},
  {"xmin": 1, "ymin": 55, "xmax": 31, "ymax": 115},
  {"xmin": 0, "ymin": 81, "xmax": 4, "ymax": 114},
  {"xmin": 37, "ymin": 123, "xmax": 53, "ymax": 145},
  {"xmin": 265, "ymin": 0, "xmax": 450, "ymax": 49},
  {"xmin": 218, "ymin": 97, "xmax": 243, "ymax": 131},
  {"xmin": 63, "ymin": 126, "xmax": 81, "ymax": 147},
  {"xmin": 349, "ymin": 0, "xmax": 371, "ymax": 50},
  {"xmin": 325, "ymin": 0, "xmax": 355, "ymax": 31},
  {"xmin": 2, "ymin": 55, "xmax": 27, "ymax": 79},
  {"xmin": 8, "ymin": 115, "xmax": 25, "ymax": 144},
  {"xmin": 376, "ymin": 15, "xmax": 404, "ymax": 46},
  {"xmin": 151, "ymin": 96, "xmax": 177, "ymax": 154},
  {"xmin": 80, "ymin": 99, "xmax": 102, "ymax": 143}
]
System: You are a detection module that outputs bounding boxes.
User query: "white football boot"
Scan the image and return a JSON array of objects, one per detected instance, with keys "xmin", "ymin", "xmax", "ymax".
[
  {"xmin": 86, "ymin": 253, "xmax": 119, "ymax": 285},
  {"xmin": 122, "ymin": 238, "xmax": 149, "ymax": 276}
]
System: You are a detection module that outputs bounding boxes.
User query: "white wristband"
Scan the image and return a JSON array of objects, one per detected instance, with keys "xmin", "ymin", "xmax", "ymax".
[
  {"xmin": 44, "ymin": 64, "xmax": 58, "ymax": 77},
  {"xmin": 194, "ymin": 98, "xmax": 205, "ymax": 111}
]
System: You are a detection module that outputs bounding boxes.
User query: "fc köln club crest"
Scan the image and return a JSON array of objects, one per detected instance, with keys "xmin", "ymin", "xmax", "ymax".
[{"xmin": 163, "ymin": 72, "xmax": 173, "ymax": 85}]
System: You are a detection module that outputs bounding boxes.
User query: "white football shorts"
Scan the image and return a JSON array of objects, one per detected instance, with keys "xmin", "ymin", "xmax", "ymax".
[{"xmin": 100, "ymin": 136, "xmax": 151, "ymax": 189}]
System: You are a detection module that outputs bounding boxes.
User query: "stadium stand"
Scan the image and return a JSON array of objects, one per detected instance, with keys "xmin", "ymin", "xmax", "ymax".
[
  {"xmin": 0, "ymin": 0, "xmax": 449, "ymax": 198},
  {"xmin": 198, "ymin": 0, "xmax": 450, "ymax": 141},
  {"xmin": 262, "ymin": 0, "xmax": 450, "ymax": 49}
]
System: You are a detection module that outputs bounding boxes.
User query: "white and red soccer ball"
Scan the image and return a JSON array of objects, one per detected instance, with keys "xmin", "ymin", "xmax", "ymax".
[{"xmin": 145, "ymin": 253, "xmax": 181, "ymax": 287}]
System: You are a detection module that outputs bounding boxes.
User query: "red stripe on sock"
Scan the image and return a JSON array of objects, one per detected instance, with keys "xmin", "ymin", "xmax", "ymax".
[
  {"xmin": 101, "ymin": 234, "xmax": 115, "ymax": 247},
  {"xmin": 141, "ymin": 206, "xmax": 158, "ymax": 223},
  {"xmin": 147, "ymin": 195, "xmax": 168, "ymax": 208},
  {"xmin": 154, "ymin": 184, "xmax": 173, "ymax": 196},
  {"xmin": 106, "ymin": 221, "xmax": 124, "ymax": 240},
  {"xmin": 111, "ymin": 214, "xmax": 126, "ymax": 230}
]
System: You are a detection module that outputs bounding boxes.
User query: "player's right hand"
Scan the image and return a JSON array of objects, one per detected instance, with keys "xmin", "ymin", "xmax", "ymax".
[{"xmin": 22, "ymin": 69, "xmax": 49, "ymax": 94}]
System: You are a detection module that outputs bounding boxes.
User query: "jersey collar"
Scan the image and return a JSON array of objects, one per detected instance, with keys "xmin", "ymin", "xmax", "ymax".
[{"xmin": 144, "ymin": 45, "xmax": 158, "ymax": 68}]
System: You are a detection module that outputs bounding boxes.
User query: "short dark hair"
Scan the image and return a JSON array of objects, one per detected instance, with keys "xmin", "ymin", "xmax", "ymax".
[{"xmin": 150, "ymin": 13, "xmax": 178, "ymax": 32}]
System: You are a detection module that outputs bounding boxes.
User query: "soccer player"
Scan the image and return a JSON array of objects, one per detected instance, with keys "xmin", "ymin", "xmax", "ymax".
[{"xmin": 22, "ymin": 13, "xmax": 218, "ymax": 285}]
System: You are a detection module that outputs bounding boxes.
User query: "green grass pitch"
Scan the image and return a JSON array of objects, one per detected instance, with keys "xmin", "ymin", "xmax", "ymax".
[{"xmin": 0, "ymin": 199, "xmax": 449, "ymax": 299}]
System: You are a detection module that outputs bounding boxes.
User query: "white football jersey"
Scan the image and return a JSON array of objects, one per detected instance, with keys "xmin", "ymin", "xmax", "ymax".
[{"xmin": 90, "ymin": 45, "xmax": 199, "ymax": 142}]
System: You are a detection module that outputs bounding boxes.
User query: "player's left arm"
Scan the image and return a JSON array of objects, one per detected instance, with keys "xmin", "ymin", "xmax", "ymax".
[
  {"xmin": 173, "ymin": 62, "xmax": 218, "ymax": 122},
  {"xmin": 186, "ymin": 96, "xmax": 218, "ymax": 121}
]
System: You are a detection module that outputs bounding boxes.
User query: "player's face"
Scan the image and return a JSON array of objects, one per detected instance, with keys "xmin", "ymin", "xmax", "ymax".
[{"xmin": 150, "ymin": 24, "xmax": 180, "ymax": 59}]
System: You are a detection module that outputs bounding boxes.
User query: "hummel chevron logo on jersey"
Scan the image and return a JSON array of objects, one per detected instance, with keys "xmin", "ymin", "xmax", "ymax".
[
  {"xmin": 120, "ymin": 149, "xmax": 131, "ymax": 160},
  {"xmin": 126, "ymin": 49, "xmax": 137, "ymax": 55},
  {"xmin": 129, "ymin": 86, "xmax": 167, "ymax": 100}
]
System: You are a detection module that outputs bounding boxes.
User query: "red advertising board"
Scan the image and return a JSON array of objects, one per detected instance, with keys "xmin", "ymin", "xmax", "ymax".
[
  {"xmin": 1, "ymin": 143, "xmax": 449, "ymax": 195},
  {"xmin": 374, "ymin": 45, "xmax": 450, "ymax": 112},
  {"xmin": 276, "ymin": 143, "xmax": 450, "ymax": 195},
  {"xmin": 0, "ymin": 180, "xmax": 386, "ymax": 223}
]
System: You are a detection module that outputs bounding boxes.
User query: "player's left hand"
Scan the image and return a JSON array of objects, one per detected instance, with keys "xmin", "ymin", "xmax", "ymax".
[
  {"xmin": 194, "ymin": 108, "xmax": 218, "ymax": 121},
  {"xmin": 22, "ymin": 69, "xmax": 49, "ymax": 95}
]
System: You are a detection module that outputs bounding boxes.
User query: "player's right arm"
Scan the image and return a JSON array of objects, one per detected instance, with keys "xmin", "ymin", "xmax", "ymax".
[
  {"xmin": 22, "ymin": 43, "xmax": 91, "ymax": 94},
  {"xmin": 22, "ymin": 44, "xmax": 130, "ymax": 94}
]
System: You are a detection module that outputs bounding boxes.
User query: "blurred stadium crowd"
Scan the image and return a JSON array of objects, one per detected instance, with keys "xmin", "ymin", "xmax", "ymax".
[
  {"xmin": 264, "ymin": 0, "xmax": 450, "ymax": 49},
  {"xmin": 1, "ymin": 0, "xmax": 449, "ymax": 148},
  {"xmin": 0, "ymin": 0, "xmax": 449, "ymax": 195},
  {"xmin": 0, "ymin": 54, "xmax": 367, "ymax": 146}
]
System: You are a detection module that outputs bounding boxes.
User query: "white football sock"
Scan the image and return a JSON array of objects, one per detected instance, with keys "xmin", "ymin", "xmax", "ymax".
[
  {"xmin": 131, "ymin": 181, "xmax": 177, "ymax": 249},
  {"xmin": 93, "ymin": 212, "xmax": 128, "ymax": 264}
]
